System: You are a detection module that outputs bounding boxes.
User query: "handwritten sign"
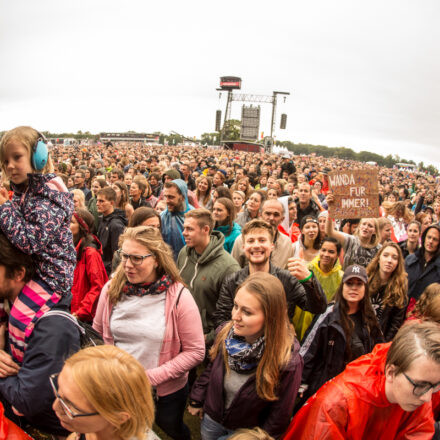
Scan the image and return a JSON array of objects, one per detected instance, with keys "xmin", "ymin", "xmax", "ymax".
[{"xmin": 328, "ymin": 170, "xmax": 379, "ymax": 219}]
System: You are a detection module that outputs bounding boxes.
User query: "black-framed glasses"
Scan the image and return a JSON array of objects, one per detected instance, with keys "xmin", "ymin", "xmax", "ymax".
[
  {"xmin": 50, "ymin": 374, "xmax": 99, "ymax": 420},
  {"xmin": 403, "ymin": 372, "xmax": 440, "ymax": 397},
  {"xmin": 117, "ymin": 249, "xmax": 153, "ymax": 266}
]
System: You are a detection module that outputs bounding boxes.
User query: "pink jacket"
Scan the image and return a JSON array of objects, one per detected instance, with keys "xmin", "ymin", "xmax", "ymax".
[{"xmin": 93, "ymin": 281, "xmax": 205, "ymax": 396}]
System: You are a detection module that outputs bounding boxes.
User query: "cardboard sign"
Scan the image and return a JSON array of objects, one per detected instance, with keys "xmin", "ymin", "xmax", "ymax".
[{"xmin": 328, "ymin": 170, "xmax": 379, "ymax": 219}]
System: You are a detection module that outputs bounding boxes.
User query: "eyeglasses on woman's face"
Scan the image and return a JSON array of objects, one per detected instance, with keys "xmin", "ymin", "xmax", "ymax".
[
  {"xmin": 50, "ymin": 373, "xmax": 99, "ymax": 420},
  {"xmin": 117, "ymin": 249, "xmax": 153, "ymax": 266}
]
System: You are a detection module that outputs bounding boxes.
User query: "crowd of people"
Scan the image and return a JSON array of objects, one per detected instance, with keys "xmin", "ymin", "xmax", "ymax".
[{"xmin": 0, "ymin": 125, "xmax": 440, "ymax": 439}]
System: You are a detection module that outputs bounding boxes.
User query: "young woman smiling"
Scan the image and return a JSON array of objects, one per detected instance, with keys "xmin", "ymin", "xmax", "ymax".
[
  {"xmin": 291, "ymin": 237, "xmax": 344, "ymax": 340},
  {"xmin": 188, "ymin": 272, "xmax": 302, "ymax": 439},
  {"xmin": 366, "ymin": 242, "xmax": 408, "ymax": 341},
  {"xmin": 236, "ymin": 190, "xmax": 266, "ymax": 228},
  {"xmin": 196, "ymin": 175, "xmax": 212, "ymax": 209}
]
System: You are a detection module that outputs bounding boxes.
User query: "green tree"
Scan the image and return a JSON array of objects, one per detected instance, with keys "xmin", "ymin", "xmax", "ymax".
[{"xmin": 223, "ymin": 119, "xmax": 240, "ymax": 141}]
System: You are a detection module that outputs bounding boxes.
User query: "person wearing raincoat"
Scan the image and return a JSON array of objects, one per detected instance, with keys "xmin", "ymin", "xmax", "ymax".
[
  {"xmin": 161, "ymin": 179, "xmax": 193, "ymax": 260},
  {"xmin": 290, "ymin": 237, "xmax": 344, "ymax": 341},
  {"xmin": 283, "ymin": 321, "xmax": 440, "ymax": 440}
]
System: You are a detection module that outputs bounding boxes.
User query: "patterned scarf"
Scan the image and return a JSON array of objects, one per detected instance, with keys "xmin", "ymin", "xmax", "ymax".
[
  {"xmin": 225, "ymin": 327, "xmax": 265, "ymax": 373},
  {"xmin": 122, "ymin": 274, "xmax": 172, "ymax": 297},
  {"xmin": 8, "ymin": 278, "xmax": 61, "ymax": 364}
]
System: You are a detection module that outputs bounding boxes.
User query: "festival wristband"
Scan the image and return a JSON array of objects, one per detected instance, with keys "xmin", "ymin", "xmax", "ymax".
[{"xmin": 298, "ymin": 272, "xmax": 313, "ymax": 283}]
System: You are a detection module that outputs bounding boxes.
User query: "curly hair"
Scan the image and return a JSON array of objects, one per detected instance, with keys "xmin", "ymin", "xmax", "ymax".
[
  {"xmin": 410, "ymin": 283, "xmax": 440, "ymax": 323},
  {"xmin": 366, "ymin": 242, "xmax": 408, "ymax": 308}
]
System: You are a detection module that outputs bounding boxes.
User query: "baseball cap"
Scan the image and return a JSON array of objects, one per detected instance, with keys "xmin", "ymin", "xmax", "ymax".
[{"xmin": 342, "ymin": 265, "xmax": 368, "ymax": 284}]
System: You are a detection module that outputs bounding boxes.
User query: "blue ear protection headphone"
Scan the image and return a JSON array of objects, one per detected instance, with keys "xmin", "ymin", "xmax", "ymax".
[{"xmin": 32, "ymin": 132, "xmax": 48, "ymax": 171}]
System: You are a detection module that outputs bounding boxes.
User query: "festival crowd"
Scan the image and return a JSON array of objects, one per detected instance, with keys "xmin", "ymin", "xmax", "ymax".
[{"xmin": 0, "ymin": 126, "xmax": 440, "ymax": 439}]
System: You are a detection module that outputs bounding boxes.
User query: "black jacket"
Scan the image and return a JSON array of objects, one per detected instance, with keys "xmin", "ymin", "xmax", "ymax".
[
  {"xmin": 299, "ymin": 303, "xmax": 383, "ymax": 402},
  {"xmin": 97, "ymin": 209, "xmax": 127, "ymax": 275},
  {"xmin": 371, "ymin": 285, "xmax": 407, "ymax": 342},
  {"xmin": 296, "ymin": 199, "xmax": 321, "ymax": 226},
  {"xmin": 0, "ymin": 295, "xmax": 81, "ymax": 436},
  {"xmin": 190, "ymin": 339, "xmax": 303, "ymax": 439},
  {"xmin": 213, "ymin": 264, "xmax": 327, "ymax": 329},
  {"xmin": 405, "ymin": 225, "xmax": 440, "ymax": 302}
]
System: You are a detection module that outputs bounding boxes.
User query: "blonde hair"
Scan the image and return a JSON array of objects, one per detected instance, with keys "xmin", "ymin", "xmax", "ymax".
[
  {"xmin": 386, "ymin": 321, "xmax": 440, "ymax": 375},
  {"xmin": 382, "ymin": 201, "xmax": 413, "ymax": 223},
  {"xmin": 65, "ymin": 345, "xmax": 154, "ymax": 439},
  {"xmin": 210, "ymin": 272, "xmax": 294, "ymax": 401},
  {"xmin": 71, "ymin": 189, "xmax": 86, "ymax": 209},
  {"xmin": 411, "ymin": 283, "xmax": 440, "ymax": 323},
  {"xmin": 108, "ymin": 226, "xmax": 183, "ymax": 305},
  {"xmin": 354, "ymin": 218, "xmax": 380, "ymax": 248},
  {"xmin": 0, "ymin": 126, "xmax": 54, "ymax": 175},
  {"xmin": 229, "ymin": 427, "xmax": 274, "ymax": 440}
]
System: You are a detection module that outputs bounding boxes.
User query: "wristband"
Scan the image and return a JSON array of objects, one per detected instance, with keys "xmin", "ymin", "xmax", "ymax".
[{"xmin": 299, "ymin": 272, "xmax": 313, "ymax": 284}]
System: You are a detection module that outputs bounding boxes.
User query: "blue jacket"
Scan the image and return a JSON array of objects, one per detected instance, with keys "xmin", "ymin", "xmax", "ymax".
[
  {"xmin": 0, "ymin": 295, "xmax": 81, "ymax": 436},
  {"xmin": 215, "ymin": 222, "xmax": 242, "ymax": 254},
  {"xmin": 405, "ymin": 225, "xmax": 440, "ymax": 301},
  {"xmin": 161, "ymin": 179, "xmax": 193, "ymax": 260}
]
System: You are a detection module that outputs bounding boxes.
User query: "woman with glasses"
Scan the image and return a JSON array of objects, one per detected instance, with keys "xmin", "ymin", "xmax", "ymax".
[
  {"xmin": 284, "ymin": 321, "xmax": 440, "ymax": 439},
  {"xmin": 52, "ymin": 345, "xmax": 157, "ymax": 440},
  {"xmin": 93, "ymin": 226, "xmax": 205, "ymax": 440}
]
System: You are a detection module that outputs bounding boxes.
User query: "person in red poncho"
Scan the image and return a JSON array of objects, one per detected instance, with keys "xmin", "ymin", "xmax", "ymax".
[
  {"xmin": 70, "ymin": 208, "xmax": 108, "ymax": 322},
  {"xmin": 283, "ymin": 321, "xmax": 440, "ymax": 440}
]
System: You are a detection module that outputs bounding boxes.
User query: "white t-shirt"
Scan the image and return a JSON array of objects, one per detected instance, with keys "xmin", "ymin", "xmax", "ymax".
[{"xmin": 110, "ymin": 293, "xmax": 166, "ymax": 370}]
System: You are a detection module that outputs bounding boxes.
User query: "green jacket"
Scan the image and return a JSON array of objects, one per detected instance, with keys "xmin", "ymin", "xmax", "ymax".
[{"xmin": 177, "ymin": 231, "xmax": 240, "ymax": 345}]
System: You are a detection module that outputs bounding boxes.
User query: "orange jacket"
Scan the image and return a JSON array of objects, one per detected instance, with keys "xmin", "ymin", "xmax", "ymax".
[
  {"xmin": 283, "ymin": 343, "xmax": 435, "ymax": 440},
  {"xmin": 0, "ymin": 402, "xmax": 33, "ymax": 439}
]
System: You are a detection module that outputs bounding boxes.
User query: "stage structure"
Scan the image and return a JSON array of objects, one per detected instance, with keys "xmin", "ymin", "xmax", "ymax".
[{"xmin": 215, "ymin": 76, "xmax": 289, "ymax": 153}]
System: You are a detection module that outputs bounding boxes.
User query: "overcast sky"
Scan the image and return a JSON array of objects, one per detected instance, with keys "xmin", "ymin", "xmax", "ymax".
[{"xmin": 1, "ymin": 0, "xmax": 439, "ymax": 167}]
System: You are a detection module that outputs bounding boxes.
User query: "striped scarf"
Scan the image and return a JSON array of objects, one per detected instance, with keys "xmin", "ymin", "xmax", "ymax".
[{"xmin": 8, "ymin": 278, "xmax": 61, "ymax": 364}]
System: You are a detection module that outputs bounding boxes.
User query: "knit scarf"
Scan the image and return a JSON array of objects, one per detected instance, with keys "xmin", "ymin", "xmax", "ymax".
[
  {"xmin": 225, "ymin": 327, "xmax": 265, "ymax": 373},
  {"xmin": 8, "ymin": 278, "xmax": 61, "ymax": 364},
  {"xmin": 121, "ymin": 274, "xmax": 172, "ymax": 297}
]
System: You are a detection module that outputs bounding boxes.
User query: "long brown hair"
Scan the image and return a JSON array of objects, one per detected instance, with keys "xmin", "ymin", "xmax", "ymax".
[
  {"xmin": 334, "ymin": 279, "xmax": 382, "ymax": 358},
  {"xmin": 108, "ymin": 226, "xmax": 183, "ymax": 305},
  {"xmin": 210, "ymin": 272, "xmax": 295, "ymax": 401},
  {"xmin": 366, "ymin": 242, "xmax": 408, "ymax": 308},
  {"xmin": 195, "ymin": 176, "xmax": 212, "ymax": 206}
]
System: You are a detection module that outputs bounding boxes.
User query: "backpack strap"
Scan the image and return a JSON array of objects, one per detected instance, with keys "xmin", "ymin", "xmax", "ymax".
[
  {"xmin": 175, "ymin": 286, "xmax": 185, "ymax": 308},
  {"xmin": 37, "ymin": 310, "xmax": 86, "ymax": 337}
]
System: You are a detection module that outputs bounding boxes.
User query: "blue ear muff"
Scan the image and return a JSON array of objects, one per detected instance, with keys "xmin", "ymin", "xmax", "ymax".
[{"xmin": 32, "ymin": 136, "xmax": 48, "ymax": 171}]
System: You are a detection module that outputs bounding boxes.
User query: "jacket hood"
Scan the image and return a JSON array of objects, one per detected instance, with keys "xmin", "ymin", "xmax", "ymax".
[
  {"xmin": 167, "ymin": 178, "xmax": 191, "ymax": 213},
  {"xmin": 102, "ymin": 208, "xmax": 128, "ymax": 225},
  {"xmin": 310, "ymin": 255, "xmax": 343, "ymax": 276},
  {"xmin": 342, "ymin": 342, "xmax": 391, "ymax": 406},
  {"xmin": 184, "ymin": 230, "xmax": 226, "ymax": 265},
  {"xmin": 420, "ymin": 224, "xmax": 440, "ymax": 258}
]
